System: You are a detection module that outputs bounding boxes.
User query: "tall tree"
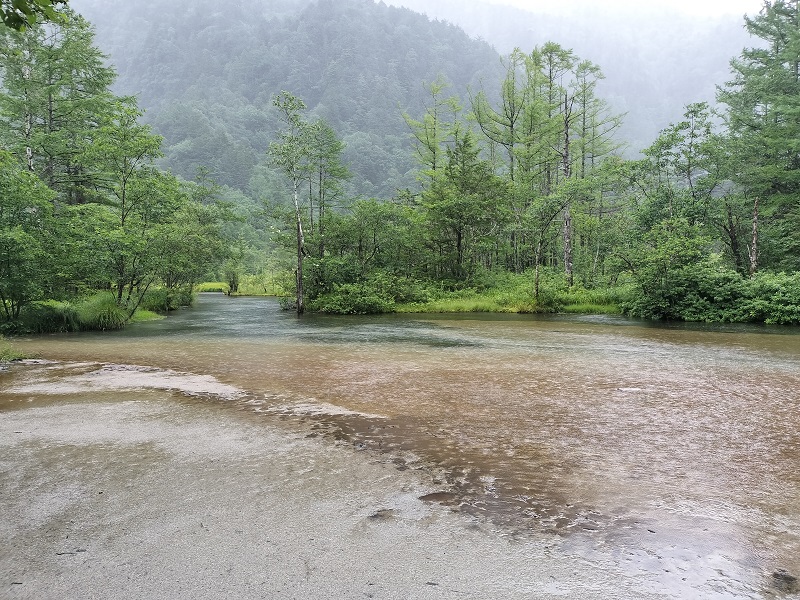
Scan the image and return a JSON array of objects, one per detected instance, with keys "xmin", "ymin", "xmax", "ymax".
[
  {"xmin": 304, "ymin": 118, "xmax": 350, "ymax": 257},
  {"xmin": 0, "ymin": 9, "xmax": 116, "ymax": 203},
  {"xmin": 0, "ymin": 150, "xmax": 55, "ymax": 320},
  {"xmin": 718, "ymin": 0, "xmax": 800, "ymax": 272},
  {"xmin": 421, "ymin": 130, "xmax": 508, "ymax": 280},
  {"xmin": 403, "ymin": 76, "xmax": 462, "ymax": 186},
  {"xmin": 269, "ymin": 91, "xmax": 312, "ymax": 315}
]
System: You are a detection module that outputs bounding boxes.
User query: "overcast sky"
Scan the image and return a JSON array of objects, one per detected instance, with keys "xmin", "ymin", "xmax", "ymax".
[{"xmin": 483, "ymin": 0, "xmax": 764, "ymax": 18}]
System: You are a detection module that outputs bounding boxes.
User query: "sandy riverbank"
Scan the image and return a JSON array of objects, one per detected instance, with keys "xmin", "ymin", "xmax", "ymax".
[{"xmin": 0, "ymin": 362, "xmax": 667, "ymax": 599}]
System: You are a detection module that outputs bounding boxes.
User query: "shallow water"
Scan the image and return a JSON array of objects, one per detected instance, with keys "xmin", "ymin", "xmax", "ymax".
[{"xmin": 5, "ymin": 293, "xmax": 800, "ymax": 598}]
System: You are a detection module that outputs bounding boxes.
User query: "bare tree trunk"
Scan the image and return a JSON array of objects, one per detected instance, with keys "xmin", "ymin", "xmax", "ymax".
[
  {"xmin": 294, "ymin": 184, "xmax": 305, "ymax": 315},
  {"xmin": 749, "ymin": 196, "xmax": 759, "ymax": 277},
  {"xmin": 562, "ymin": 92, "xmax": 574, "ymax": 287},
  {"xmin": 563, "ymin": 205, "xmax": 573, "ymax": 287},
  {"xmin": 534, "ymin": 238, "xmax": 543, "ymax": 302}
]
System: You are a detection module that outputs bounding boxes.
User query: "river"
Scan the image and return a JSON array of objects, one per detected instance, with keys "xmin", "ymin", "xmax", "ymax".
[{"xmin": 4, "ymin": 293, "xmax": 800, "ymax": 598}]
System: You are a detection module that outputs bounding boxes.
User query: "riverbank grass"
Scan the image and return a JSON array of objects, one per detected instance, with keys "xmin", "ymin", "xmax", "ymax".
[
  {"xmin": 396, "ymin": 273, "xmax": 630, "ymax": 315},
  {"xmin": 0, "ymin": 336, "xmax": 30, "ymax": 362}
]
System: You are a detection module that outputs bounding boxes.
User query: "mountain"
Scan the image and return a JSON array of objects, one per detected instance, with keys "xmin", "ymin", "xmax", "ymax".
[
  {"xmin": 68, "ymin": 0, "xmax": 504, "ymax": 197},
  {"xmin": 384, "ymin": 0, "xmax": 755, "ymax": 153},
  {"xmin": 66, "ymin": 0, "xmax": 754, "ymax": 198}
]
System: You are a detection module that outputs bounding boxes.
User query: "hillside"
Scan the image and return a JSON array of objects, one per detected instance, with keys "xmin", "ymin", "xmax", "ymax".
[
  {"xmin": 68, "ymin": 0, "xmax": 505, "ymax": 197},
  {"xmin": 385, "ymin": 0, "xmax": 754, "ymax": 153}
]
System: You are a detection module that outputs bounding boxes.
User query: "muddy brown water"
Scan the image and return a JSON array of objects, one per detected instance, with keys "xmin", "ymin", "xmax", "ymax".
[{"xmin": 4, "ymin": 293, "xmax": 800, "ymax": 598}]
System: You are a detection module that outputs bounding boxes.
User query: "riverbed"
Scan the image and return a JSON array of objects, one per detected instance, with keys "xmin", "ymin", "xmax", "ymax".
[{"xmin": 2, "ymin": 293, "xmax": 799, "ymax": 598}]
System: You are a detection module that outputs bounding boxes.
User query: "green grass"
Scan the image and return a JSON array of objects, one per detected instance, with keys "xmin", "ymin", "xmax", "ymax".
[
  {"xmin": 560, "ymin": 303, "xmax": 621, "ymax": 314},
  {"xmin": 75, "ymin": 293, "xmax": 128, "ymax": 330},
  {"xmin": 396, "ymin": 297, "xmax": 534, "ymax": 313},
  {"xmin": 129, "ymin": 309, "xmax": 164, "ymax": 322},
  {"xmin": 0, "ymin": 336, "xmax": 30, "ymax": 362},
  {"xmin": 395, "ymin": 273, "xmax": 631, "ymax": 315},
  {"xmin": 195, "ymin": 281, "xmax": 228, "ymax": 293}
]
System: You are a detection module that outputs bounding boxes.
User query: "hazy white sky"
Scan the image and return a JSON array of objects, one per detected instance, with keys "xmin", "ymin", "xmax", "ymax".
[{"xmin": 484, "ymin": 0, "xmax": 764, "ymax": 18}]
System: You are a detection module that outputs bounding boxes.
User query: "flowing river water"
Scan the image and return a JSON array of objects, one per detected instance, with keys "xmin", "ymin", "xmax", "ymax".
[{"xmin": 4, "ymin": 293, "xmax": 800, "ymax": 598}]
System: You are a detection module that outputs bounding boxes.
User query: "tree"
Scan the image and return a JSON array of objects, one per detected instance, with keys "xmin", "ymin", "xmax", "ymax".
[
  {"xmin": 269, "ymin": 91, "xmax": 312, "ymax": 315},
  {"xmin": 421, "ymin": 130, "xmax": 509, "ymax": 280},
  {"xmin": 304, "ymin": 118, "xmax": 350, "ymax": 257},
  {"xmin": 0, "ymin": 9, "xmax": 116, "ymax": 202},
  {"xmin": 403, "ymin": 76, "xmax": 462, "ymax": 185},
  {"xmin": 718, "ymin": 0, "xmax": 800, "ymax": 272},
  {"xmin": 75, "ymin": 100, "xmax": 184, "ymax": 315},
  {"xmin": 1, "ymin": 0, "xmax": 65, "ymax": 31},
  {"xmin": 0, "ymin": 150, "xmax": 55, "ymax": 320}
]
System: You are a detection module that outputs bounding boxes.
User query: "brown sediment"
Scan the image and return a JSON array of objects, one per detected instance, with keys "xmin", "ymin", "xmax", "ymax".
[{"xmin": 0, "ymin": 361, "xmax": 668, "ymax": 600}]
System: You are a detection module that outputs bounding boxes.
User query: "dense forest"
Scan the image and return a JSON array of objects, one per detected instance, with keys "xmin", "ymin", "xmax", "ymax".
[{"xmin": 1, "ymin": 0, "xmax": 800, "ymax": 330}]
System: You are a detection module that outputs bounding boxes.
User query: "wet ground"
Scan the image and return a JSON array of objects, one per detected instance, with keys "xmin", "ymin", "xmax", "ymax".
[
  {"xmin": 5, "ymin": 294, "xmax": 800, "ymax": 598},
  {"xmin": 1, "ymin": 360, "xmax": 671, "ymax": 600}
]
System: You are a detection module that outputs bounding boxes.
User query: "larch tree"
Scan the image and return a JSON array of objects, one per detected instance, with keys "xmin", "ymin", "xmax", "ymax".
[
  {"xmin": 403, "ymin": 75, "xmax": 462, "ymax": 186},
  {"xmin": 268, "ymin": 91, "xmax": 312, "ymax": 315},
  {"xmin": 0, "ymin": 9, "xmax": 116, "ymax": 203},
  {"xmin": 718, "ymin": 0, "xmax": 800, "ymax": 273}
]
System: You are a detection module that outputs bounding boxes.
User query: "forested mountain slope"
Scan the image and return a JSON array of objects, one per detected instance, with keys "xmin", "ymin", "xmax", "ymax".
[{"xmin": 68, "ymin": 0, "xmax": 504, "ymax": 197}]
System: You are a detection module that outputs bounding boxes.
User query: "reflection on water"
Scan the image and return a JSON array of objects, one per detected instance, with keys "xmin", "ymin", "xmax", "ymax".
[{"xmin": 7, "ymin": 293, "xmax": 800, "ymax": 598}]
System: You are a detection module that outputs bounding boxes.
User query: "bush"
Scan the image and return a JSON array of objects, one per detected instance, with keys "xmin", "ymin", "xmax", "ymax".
[
  {"xmin": 623, "ymin": 254, "xmax": 800, "ymax": 324},
  {"xmin": 139, "ymin": 287, "xmax": 194, "ymax": 312},
  {"xmin": 75, "ymin": 293, "xmax": 128, "ymax": 331},
  {"xmin": 737, "ymin": 272, "xmax": 800, "ymax": 324},
  {"xmin": 0, "ymin": 301, "xmax": 81, "ymax": 334},
  {"xmin": 309, "ymin": 281, "xmax": 395, "ymax": 314}
]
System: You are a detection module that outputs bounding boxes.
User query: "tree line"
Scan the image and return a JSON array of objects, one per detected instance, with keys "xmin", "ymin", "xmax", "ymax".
[
  {"xmin": 0, "ymin": 9, "xmax": 231, "ymax": 331},
  {"xmin": 267, "ymin": 0, "xmax": 800, "ymax": 323},
  {"xmin": 3, "ymin": 1, "xmax": 800, "ymax": 328}
]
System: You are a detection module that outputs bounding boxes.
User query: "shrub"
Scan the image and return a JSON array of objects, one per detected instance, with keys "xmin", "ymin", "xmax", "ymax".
[
  {"xmin": 309, "ymin": 281, "xmax": 395, "ymax": 314},
  {"xmin": 0, "ymin": 301, "xmax": 81, "ymax": 334},
  {"xmin": 76, "ymin": 294, "xmax": 128, "ymax": 331},
  {"xmin": 194, "ymin": 281, "xmax": 228, "ymax": 293},
  {"xmin": 737, "ymin": 272, "xmax": 800, "ymax": 325},
  {"xmin": 139, "ymin": 287, "xmax": 194, "ymax": 312}
]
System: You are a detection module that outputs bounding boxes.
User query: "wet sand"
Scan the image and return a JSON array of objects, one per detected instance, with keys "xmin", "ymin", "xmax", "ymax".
[{"xmin": 0, "ymin": 362, "xmax": 668, "ymax": 600}]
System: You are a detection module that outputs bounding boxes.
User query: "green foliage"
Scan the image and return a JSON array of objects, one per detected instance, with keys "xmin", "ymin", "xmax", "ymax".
[
  {"xmin": 138, "ymin": 287, "xmax": 194, "ymax": 313},
  {"xmin": 0, "ymin": 151, "xmax": 56, "ymax": 320},
  {"xmin": 717, "ymin": 1, "xmax": 800, "ymax": 272},
  {"xmin": 0, "ymin": 0, "xmax": 65, "ymax": 30},
  {"xmin": 128, "ymin": 309, "xmax": 163, "ymax": 323},
  {"xmin": 0, "ymin": 335, "xmax": 29, "ymax": 361},
  {"xmin": 310, "ymin": 282, "xmax": 395, "ymax": 315},
  {"xmin": 75, "ymin": 294, "xmax": 128, "ymax": 331},
  {"xmin": 737, "ymin": 272, "xmax": 800, "ymax": 325},
  {"xmin": 623, "ymin": 258, "xmax": 800, "ymax": 325},
  {"xmin": 0, "ymin": 301, "xmax": 79, "ymax": 334},
  {"xmin": 308, "ymin": 271, "xmax": 439, "ymax": 315},
  {"xmin": 195, "ymin": 282, "xmax": 228, "ymax": 293},
  {"xmin": 0, "ymin": 10, "xmax": 117, "ymax": 202}
]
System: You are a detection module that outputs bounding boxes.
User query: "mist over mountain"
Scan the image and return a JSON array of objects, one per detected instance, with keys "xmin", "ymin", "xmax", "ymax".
[
  {"xmin": 67, "ymin": 0, "xmax": 753, "ymax": 196},
  {"xmin": 384, "ymin": 0, "xmax": 754, "ymax": 153},
  {"xmin": 68, "ymin": 0, "xmax": 503, "ymax": 197}
]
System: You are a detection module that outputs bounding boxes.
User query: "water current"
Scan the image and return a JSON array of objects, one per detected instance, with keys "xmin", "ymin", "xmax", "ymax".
[{"xmin": 5, "ymin": 293, "xmax": 800, "ymax": 598}]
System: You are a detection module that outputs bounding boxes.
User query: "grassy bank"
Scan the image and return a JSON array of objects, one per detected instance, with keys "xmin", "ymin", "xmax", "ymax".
[
  {"xmin": 0, "ymin": 336, "xmax": 31, "ymax": 362},
  {"xmin": 0, "ymin": 288, "xmax": 192, "ymax": 336},
  {"xmin": 396, "ymin": 282, "xmax": 628, "ymax": 315},
  {"xmin": 302, "ymin": 270, "xmax": 633, "ymax": 315}
]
